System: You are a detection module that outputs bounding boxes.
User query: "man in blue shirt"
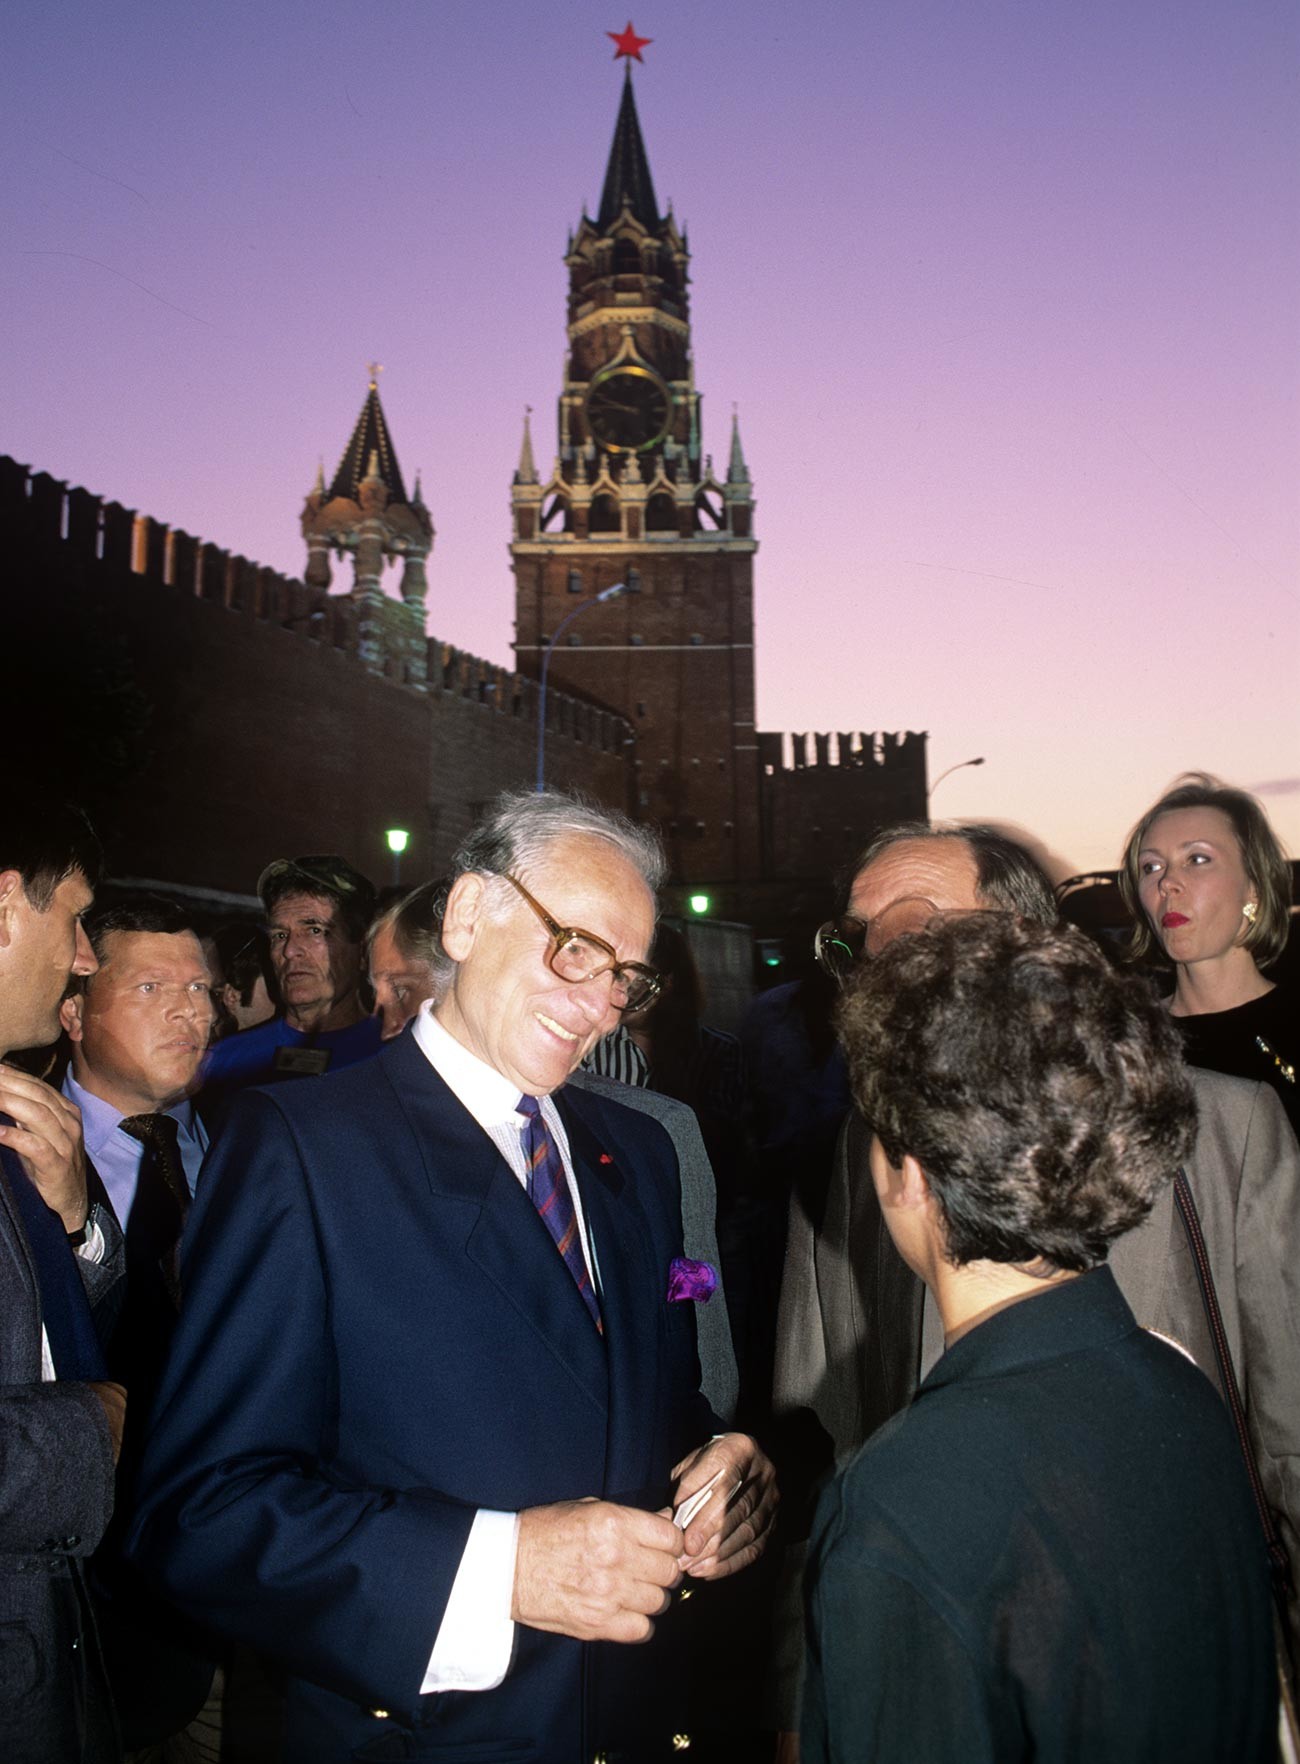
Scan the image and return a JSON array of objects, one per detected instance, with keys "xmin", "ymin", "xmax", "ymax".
[
  {"xmin": 61, "ymin": 898, "xmax": 213, "ymax": 1222},
  {"xmin": 59, "ymin": 894, "xmax": 218, "ymax": 1750},
  {"xmin": 201, "ymin": 854, "xmax": 380, "ymax": 1105}
]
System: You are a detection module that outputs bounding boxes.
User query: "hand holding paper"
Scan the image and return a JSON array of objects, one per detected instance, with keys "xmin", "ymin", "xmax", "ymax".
[{"xmin": 670, "ymin": 1432, "xmax": 779, "ymax": 1580}]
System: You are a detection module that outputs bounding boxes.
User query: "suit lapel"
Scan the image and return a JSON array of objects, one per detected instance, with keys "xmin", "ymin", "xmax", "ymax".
[
  {"xmin": 0, "ymin": 1142, "xmax": 40, "ymax": 1318},
  {"xmin": 379, "ymin": 1036, "xmax": 609, "ymax": 1413}
]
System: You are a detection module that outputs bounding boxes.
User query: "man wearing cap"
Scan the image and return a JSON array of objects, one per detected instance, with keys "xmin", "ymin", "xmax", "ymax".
[{"xmin": 201, "ymin": 855, "xmax": 381, "ymax": 1104}]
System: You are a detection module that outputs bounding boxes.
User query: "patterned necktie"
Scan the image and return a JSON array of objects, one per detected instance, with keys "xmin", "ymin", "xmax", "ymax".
[
  {"xmin": 517, "ymin": 1094, "xmax": 601, "ymax": 1330},
  {"xmin": 120, "ymin": 1112, "xmax": 190, "ymax": 1304}
]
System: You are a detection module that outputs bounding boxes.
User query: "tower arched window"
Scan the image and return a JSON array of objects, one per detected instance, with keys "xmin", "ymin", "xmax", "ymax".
[
  {"xmin": 540, "ymin": 494, "xmax": 573, "ymax": 534},
  {"xmin": 645, "ymin": 492, "xmax": 677, "ymax": 533},
  {"xmin": 613, "ymin": 236, "xmax": 641, "ymax": 276},
  {"xmin": 588, "ymin": 492, "xmax": 621, "ymax": 535}
]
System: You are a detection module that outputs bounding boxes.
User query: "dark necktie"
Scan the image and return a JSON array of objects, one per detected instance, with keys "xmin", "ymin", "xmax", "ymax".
[
  {"xmin": 517, "ymin": 1095, "xmax": 601, "ymax": 1330},
  {"xmin": 120, "ymin": 1113, "xmax": 190, "ymax": 1305}
]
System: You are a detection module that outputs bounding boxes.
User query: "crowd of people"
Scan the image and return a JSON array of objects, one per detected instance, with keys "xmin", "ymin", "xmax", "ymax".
[{"xmin": 0, "ymin": 771, "xmax": 1295, "ymax": 1763}]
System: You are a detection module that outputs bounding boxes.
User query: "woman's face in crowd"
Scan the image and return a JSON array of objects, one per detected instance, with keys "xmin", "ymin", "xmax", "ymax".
[{"xmin": 1136, "ymin": 806, "xmax": 1255, "ymax": 968}]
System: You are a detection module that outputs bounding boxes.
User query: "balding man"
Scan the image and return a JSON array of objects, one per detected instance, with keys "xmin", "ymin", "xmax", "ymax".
[{"xmin": 132, "ymin": 792, "xmax": 774, "ymax": 1761}]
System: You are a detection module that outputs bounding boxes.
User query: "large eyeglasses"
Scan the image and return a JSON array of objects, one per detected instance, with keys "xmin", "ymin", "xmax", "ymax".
[
  {"xmin": 500, "ymin": 874, "xmax": 662, "ymax": 1014},
  {"xmin": 813, "ymin": 895, "xmax": 945, "ymax": 981}
]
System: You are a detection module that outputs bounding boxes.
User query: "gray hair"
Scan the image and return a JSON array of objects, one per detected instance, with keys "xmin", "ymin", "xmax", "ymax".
[
  {"xmin": 450, "ymin": 790, "xmax": 667, "ymax": 896},
  {"xmin": 368, "ymin": 878, "xmax": 456, "ymax": 1000},
  {"xmin": 842, "ymin": 821, "xmax": 1057, "ymax": 925}
]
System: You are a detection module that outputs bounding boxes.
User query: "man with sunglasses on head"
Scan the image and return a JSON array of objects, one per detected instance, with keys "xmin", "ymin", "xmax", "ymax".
[
  {"xmin": 768, "ymin": 819, "xmax": 1300, "ymax": 1753},
  {"xmin": 130, "ymin": 790, "xmax": 776, "ymax": 1763}
]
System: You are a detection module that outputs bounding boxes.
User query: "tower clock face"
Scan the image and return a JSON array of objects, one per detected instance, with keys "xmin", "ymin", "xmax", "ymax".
[{"xmin": 584, "ymin": 366, "xmax": 672, "ymax": 453}]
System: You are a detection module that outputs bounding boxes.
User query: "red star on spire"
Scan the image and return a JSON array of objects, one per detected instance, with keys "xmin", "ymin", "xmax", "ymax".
[{"xmin": 608, "ymin": 21, "xmax": 652, "ymax": 62}]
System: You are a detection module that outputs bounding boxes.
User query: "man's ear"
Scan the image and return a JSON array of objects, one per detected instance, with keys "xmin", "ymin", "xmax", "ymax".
[
  {"xmin": 60, "ymin": 991, "xmax": 86, "ymax": 1044},
  {"xmin": 439, "ymin": 873, "xmax": 486, "ymax": 963},
  {"xmin": 869, "ymin": 1134, "xmax": 928, "ymax": 1210},
  {"xmin": 897, "ymin": 1153, "xmax": 934, "ymax": 1211},
  {"xmin": 0, "ymin": 870, "xmax": 24, "ymax": 951}
]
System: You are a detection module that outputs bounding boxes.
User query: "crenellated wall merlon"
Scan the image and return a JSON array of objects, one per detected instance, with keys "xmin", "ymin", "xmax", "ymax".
[{"xmin": 757, "ymin": 729, "xmax": 928, "ymax": 772}]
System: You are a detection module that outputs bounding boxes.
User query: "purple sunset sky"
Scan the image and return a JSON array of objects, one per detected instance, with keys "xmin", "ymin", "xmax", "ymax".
[{"xmin": 6, "ymin": 0, "xmax": 1297, "ymax": 876}]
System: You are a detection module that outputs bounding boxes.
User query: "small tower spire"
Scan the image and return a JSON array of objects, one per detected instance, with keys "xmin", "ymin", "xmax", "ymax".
[
  {"xmin": 515, "ymin": 407, "xmax": 538, "ymax": 485},
  {"xmin": 329, "ymin": 376, "xmax": 408, "ymax": 505},
  {"xmin": 727, "ymin": 407, "xmax": 750, "ymax": 486}
]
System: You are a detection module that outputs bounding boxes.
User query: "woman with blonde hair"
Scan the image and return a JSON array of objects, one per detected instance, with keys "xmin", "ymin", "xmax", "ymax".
[{"xmin": 1120, "ymin": 773, "xmax": 1297, "ymax": 1132}]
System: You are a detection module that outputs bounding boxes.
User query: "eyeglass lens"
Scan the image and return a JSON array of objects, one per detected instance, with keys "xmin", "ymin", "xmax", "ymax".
[
  {"xmin": 550, "ymin": 935, "xmax": 654, "ymax": 1009},
  {"xmin": 815, "ymin": 896, "xmax": 944, "ymax": 978}
]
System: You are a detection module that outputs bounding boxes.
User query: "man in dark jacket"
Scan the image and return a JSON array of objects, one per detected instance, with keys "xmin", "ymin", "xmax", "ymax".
[{"xmin": 0, "ymin": 795, "xmax": 125, "ymax": 1764}]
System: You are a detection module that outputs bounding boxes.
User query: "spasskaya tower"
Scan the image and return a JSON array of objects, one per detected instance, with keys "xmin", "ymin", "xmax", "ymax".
[{"xmin": 510, "ymin": 31, "xmax": 760, "ymax": 886}]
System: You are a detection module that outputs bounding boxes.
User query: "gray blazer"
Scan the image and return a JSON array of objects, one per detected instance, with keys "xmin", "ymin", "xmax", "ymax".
[
  {"xmin": 772, "ymin": 1067, "xmax": 1300, "ymax": 1715},
  {"xmin": 0, "ymin": 1157, "xmax": 124, "ymax": 1764},
  {"xmin": 569, "ymin": 1069, "xmax": 739, "ymax": 1424}
]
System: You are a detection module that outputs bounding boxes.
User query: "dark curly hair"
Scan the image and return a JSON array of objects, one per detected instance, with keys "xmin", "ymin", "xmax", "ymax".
[{"xmin": 836, "ymin": 913, "xmax": 1196, "ymax": 1271}]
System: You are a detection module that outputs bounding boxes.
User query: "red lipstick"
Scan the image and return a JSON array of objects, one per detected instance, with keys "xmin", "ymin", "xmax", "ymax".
[{"xmin": 1161, "ymin": 912, "xmax": 1189, "ymax": 928}]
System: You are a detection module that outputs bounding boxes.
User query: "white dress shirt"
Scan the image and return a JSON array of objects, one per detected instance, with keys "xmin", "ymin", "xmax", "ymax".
[{"xmin": 411, "ymin": 1004, "xmax": 599, "ymax": 1695}]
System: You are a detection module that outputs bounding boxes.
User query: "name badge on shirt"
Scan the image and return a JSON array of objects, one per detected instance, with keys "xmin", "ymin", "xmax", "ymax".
[{"xmin": 272, "ymin": 1046, "xmax": 332, "ymax": 1077}]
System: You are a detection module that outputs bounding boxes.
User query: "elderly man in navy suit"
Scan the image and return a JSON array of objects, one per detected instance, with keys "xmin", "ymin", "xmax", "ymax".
[{"xmin": 131, "ymin": 792, "xmax": 776, "ymax": 1763}]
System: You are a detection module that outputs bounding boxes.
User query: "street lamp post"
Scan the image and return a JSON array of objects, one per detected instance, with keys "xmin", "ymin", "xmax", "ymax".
[
  {"xmin": 927, "ymin": 755, "xmax": 985, "ymax": 814},
  {"xmin": 535, "ymin": 575, "xmax": 639, "ymax": 793},
  {"xmin": 385, "ymin": 827, "xmax": 410, "ymax": 888}
]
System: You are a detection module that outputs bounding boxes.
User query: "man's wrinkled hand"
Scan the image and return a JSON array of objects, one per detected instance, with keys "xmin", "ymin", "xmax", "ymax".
[
  {"xmin": 512, "ymin": 1498, "xmax": 684, "ymax": 1643},
  {"xmin": 671, "ymin": 1432, "xmax": 779, "ymax": 1580},
  {"xmin": 0, "ymin": 1065, "xmax": 89, "ymax": 1234},
  {"xmin": 89, "ymin": 1381, "xmax": 127, "ymax": 1464}
]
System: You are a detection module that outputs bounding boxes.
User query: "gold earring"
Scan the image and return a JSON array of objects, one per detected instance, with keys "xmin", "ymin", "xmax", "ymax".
[{"xmin": 1243, "ymin": 902, "xmax": 1258, "ymax": 923}]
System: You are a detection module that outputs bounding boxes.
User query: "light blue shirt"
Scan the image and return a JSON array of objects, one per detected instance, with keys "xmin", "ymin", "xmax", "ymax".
[{"xmin": 63, "ymin": 1071, "xmax": 208, "ymax": 1230}]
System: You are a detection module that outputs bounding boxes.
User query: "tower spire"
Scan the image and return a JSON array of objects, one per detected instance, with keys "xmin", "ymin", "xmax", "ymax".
[
  {"xmin": 329, "ymin": 376, "xmax": 409, "ymax": 506},
  {"xmin": 515, "ymin": 406, "xmax": 538, "ymax": 485},
  {"xmin": 597, "ymin": 65, "xmax": 659, "ymax": 228},
  {"xmin": 727, "ymin": 408, "xmax": 750, "ymax": 485}
]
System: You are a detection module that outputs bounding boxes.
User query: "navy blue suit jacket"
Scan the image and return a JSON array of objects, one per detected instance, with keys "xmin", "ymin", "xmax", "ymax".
[{"xmin": 129, "ymin": 1032, "xmax": 714, "ymax": 1761}]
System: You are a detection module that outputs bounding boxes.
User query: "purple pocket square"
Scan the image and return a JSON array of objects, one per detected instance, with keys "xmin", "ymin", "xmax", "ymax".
[{"xmin": 667, "ymin": 1257, "xmax": 718, "ymax": 1303}]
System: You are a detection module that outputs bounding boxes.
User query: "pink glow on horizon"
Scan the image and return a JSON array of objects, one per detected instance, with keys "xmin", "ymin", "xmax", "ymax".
[{"xmin": 5, "ymin": 0, "xmax": 1297, "ymax": 877}]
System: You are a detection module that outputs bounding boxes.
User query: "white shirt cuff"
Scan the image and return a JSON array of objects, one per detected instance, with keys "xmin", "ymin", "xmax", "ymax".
[
  {"xmin": 420, "ymin": 1509, "xmax": 519, "ymax": 1694},
  {"xmin": 76, "ymin": 1214, "xmax": 108, "ymax": 1264}
]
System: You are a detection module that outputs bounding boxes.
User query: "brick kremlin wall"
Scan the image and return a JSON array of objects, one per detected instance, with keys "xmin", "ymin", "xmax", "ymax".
[{"xmin": 1, "ymin": 456, "xmax": 632, "ymax": 900}]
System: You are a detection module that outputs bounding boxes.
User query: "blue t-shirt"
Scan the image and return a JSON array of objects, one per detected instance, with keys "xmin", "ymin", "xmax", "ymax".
[{"xmin": 202, "ymin": 1013, "xmax": 382, "ymax": 1093}]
